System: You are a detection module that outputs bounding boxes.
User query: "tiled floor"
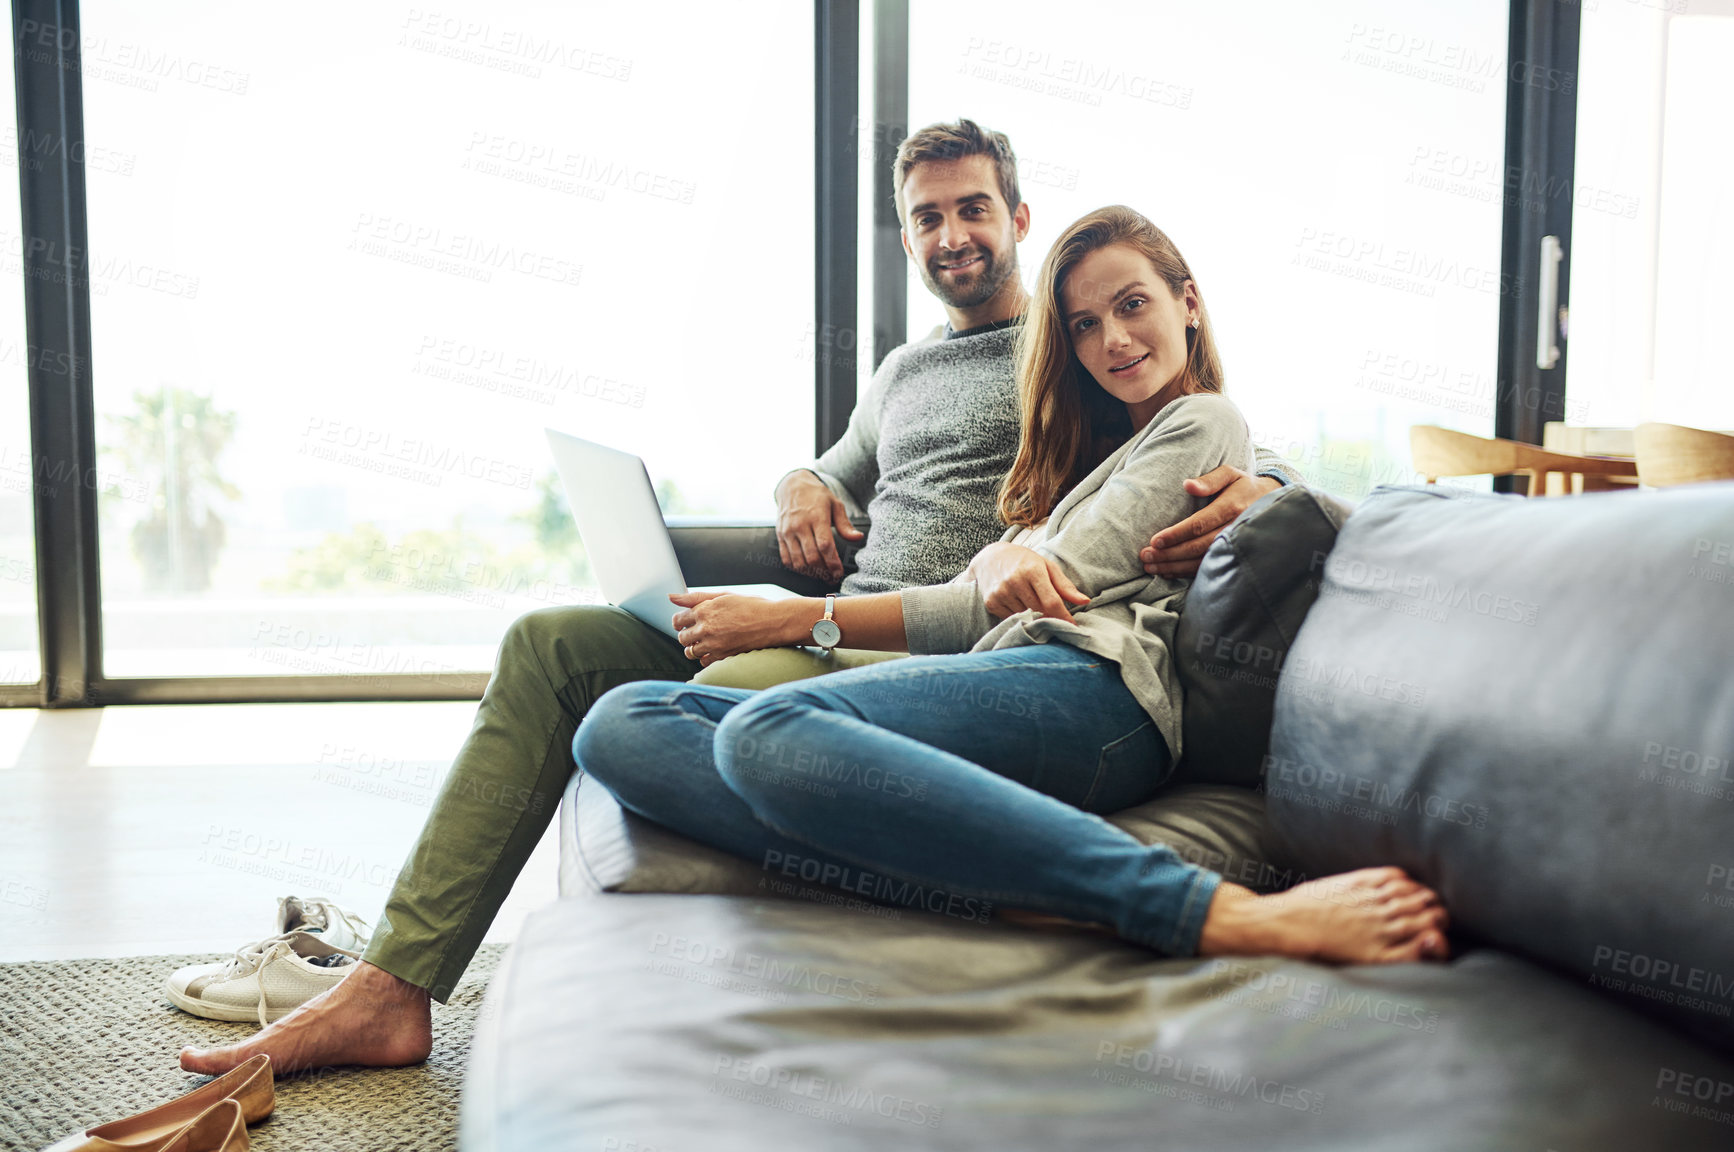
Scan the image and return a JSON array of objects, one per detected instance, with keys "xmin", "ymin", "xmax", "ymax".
[{"xmin": 0, "ymin": 702, "xmax": 558, "ymax": 962}]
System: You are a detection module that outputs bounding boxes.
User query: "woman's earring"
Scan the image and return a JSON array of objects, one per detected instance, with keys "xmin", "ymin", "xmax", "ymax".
[{"xmin": 1189, "ymin": 318, "xmax": 1200, "ymax": 329}]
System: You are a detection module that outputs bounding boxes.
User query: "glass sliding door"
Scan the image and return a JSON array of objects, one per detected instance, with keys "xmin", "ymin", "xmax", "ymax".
[
  {"xmin": 904, "ymin": 0, "xmax": 1509, "ymax": 499},
  {"xmin": 1570, "ymin": 4, "xmax": 1734, "ymax": 432}
]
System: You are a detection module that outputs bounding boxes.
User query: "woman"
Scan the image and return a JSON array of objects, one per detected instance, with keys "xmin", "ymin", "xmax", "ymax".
[{"xmin": 575, "ymin": 206, "xmax": 1449, "ymax": 963}]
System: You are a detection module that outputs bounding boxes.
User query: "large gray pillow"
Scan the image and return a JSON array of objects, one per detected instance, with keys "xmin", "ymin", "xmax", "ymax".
[
  {"xmin": 1265, "ymin": 482, "xmax": 1734, "ymax": 1050},
  {"xmin": 1171, "ymin": 484, "xmax": 1354, "ymax": 789}
]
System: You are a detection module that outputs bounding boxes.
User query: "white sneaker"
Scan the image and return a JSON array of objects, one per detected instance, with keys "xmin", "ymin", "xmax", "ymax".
[
  {"xmin": 276, "ymin": 894, "xmax": 371, "ymax": 953},
  {"xmin": 164, "ymin": 930, "xmax": 361, "ymax": 1026}
]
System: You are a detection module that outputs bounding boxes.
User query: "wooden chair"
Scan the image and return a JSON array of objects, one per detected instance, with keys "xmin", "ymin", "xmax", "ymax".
[
  {"xmin": 1633, "ymin": 422, "xmax": 1734, "ymax": 487},
  {"xmin": 1409, "ymin": 425, "xmax": 1638, "ymax": 497}
]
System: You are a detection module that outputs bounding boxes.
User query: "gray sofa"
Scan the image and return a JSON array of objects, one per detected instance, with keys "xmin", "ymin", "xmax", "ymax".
[{"xmin": 461, "ymin": 485, "xmax": 1734, "ymax": 1151}]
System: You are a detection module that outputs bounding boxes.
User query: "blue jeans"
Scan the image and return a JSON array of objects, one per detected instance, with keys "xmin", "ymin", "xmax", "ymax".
[{"xmin": 573, "ymin": 643, "xmax": 1222, "ymax": 955}]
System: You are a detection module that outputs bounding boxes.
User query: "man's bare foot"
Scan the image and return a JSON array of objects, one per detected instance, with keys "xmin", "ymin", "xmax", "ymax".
[
  {"xmin": 1198, "ymin": 867, "xmax": 1450, "ymax": 964},
  {"xmin": 179, "ymin": 961, "xmax": 433, "ymax": 1077}
]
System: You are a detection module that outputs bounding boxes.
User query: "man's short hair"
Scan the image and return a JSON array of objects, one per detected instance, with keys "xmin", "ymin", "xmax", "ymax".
[{"xmin": 893, "ymin": 118, "xmax": 1021, "ymax": 222}]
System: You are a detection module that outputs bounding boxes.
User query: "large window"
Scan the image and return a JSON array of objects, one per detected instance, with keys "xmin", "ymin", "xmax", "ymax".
[
  {"xmin": 14, "ymin": 2, "xmax": 1664, "ymax": 704},
  {"xmin": 80, "ymin": 2, "xmax": 813, "ymax": 678},
  {"xmin": 903, "ymin": 0, "xmax": 1509, "ymax": 500},
  {"xmin": 0, "ymin": 34, "xmax": 39, "ymax": 688}
]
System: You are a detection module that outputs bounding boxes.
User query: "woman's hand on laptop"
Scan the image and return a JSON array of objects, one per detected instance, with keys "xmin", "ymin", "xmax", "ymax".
[
  {"xmin": 669, "ymin": 591, "xmax": 809, "ymax": 667},
  {"xmin": 963, "ymin": 543, "xmax": 1091, "ymax": 623}
]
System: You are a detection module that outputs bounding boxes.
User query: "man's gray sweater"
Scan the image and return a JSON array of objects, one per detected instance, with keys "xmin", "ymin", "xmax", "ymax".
[
  {"xmin": 802, "ymin": 320, "xmax": 1298, "ymax": 596},
  {"xmin": 808, "ymin": 324, "xmax": 1024, "ymax": 595}
]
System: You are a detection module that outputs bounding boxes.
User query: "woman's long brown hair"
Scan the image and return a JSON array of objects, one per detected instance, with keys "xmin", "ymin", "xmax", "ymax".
[{"xmin": 998, "ymin": 205, "xmax": 1224, "ymax": 529}]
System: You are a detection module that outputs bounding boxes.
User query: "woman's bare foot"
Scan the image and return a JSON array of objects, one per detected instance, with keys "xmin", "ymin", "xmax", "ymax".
[
  {"xmin": 179, "ymin": 961, "xmax": 433, "ymax": 1077},
  {"xmin": 1198, "ymin": 867, "xmax": 1450, "ymax": 964}
]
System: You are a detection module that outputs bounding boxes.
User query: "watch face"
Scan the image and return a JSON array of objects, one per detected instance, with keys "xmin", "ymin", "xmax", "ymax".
[{"xmin": 812, "ymin": 619, "xmax": 842, "ymax": 648}]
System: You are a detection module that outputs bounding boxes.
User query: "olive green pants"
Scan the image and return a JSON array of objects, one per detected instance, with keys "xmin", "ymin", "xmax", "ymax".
[{"xmin": 363, "ymin": 602, "xmax": 905, "ymax": 1000}]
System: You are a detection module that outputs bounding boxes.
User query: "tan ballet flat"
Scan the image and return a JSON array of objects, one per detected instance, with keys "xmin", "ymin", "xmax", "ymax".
[
  {"xmin": 38, "ymin": 1054, "xmax": 272, "ymax": 1152},
  {"xmin": 160, "ymin": 1102, "xmax": 247, "ymax": 1152}
]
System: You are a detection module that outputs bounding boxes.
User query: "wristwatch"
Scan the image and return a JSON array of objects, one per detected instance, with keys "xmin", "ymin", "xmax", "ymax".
[{"xmin": 810, "ymin": 594, "xmax": 842, "ymax": 649}]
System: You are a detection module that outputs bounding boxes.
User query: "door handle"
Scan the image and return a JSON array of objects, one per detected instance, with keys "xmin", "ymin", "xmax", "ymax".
[{"xmin": 1537, "ymin": 235, "xmax": 1562, "ymax": 370}]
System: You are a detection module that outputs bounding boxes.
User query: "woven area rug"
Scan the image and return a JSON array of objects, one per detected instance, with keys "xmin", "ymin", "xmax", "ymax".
[{"xmin": 0, "ymin": 945, "xmax": 503, "ymax": 1152}]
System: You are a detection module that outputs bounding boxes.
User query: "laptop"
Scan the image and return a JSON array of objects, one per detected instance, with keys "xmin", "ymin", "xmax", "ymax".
[{"xmin": 544, "ymin": 428, "xmax": 801, "ymax": 639}]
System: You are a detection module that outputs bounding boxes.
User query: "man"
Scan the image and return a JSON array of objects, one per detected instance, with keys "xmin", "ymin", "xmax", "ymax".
[{"xmin": 181, "ymin": 118, "xmax": 1298, "ymax": 1076}]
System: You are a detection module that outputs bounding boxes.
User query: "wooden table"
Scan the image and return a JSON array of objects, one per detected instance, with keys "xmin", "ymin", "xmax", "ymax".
[
  {"xmin": 1541, "ymin": 424, "xmax": 1638, "ymax": 495},
  {"xmin": 1541, "ymin": 423, "xmax": 1734, "ymax": 494}
]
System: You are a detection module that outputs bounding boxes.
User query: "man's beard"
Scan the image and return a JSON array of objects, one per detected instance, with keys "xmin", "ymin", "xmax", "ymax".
[{"xmin": 922, "ymin": 246, "xmax": 1017, "ymax": 310}]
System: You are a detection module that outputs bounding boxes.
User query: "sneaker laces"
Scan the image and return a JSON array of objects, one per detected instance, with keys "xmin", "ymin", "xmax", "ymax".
[{"xmin": 214, "ymin": 935, "xmax": 305, "ymax": 1028}]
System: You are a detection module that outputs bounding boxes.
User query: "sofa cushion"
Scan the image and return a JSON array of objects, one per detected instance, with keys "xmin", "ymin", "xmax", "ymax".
[
  {"xmin": 1171, "ymin": 484, "xmax": 1354, "ymax": 789},
  {"xmin": 561, "ymin": 770, "xmax": 1299, "ymax": 905},
  {"xmin": 1264, "ymin": 482, "xmax": 1734, "ymax": 1050},
  {"xmin": 464, "ymin": 893, "xmax": 1734, "ymax": 1152}
]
